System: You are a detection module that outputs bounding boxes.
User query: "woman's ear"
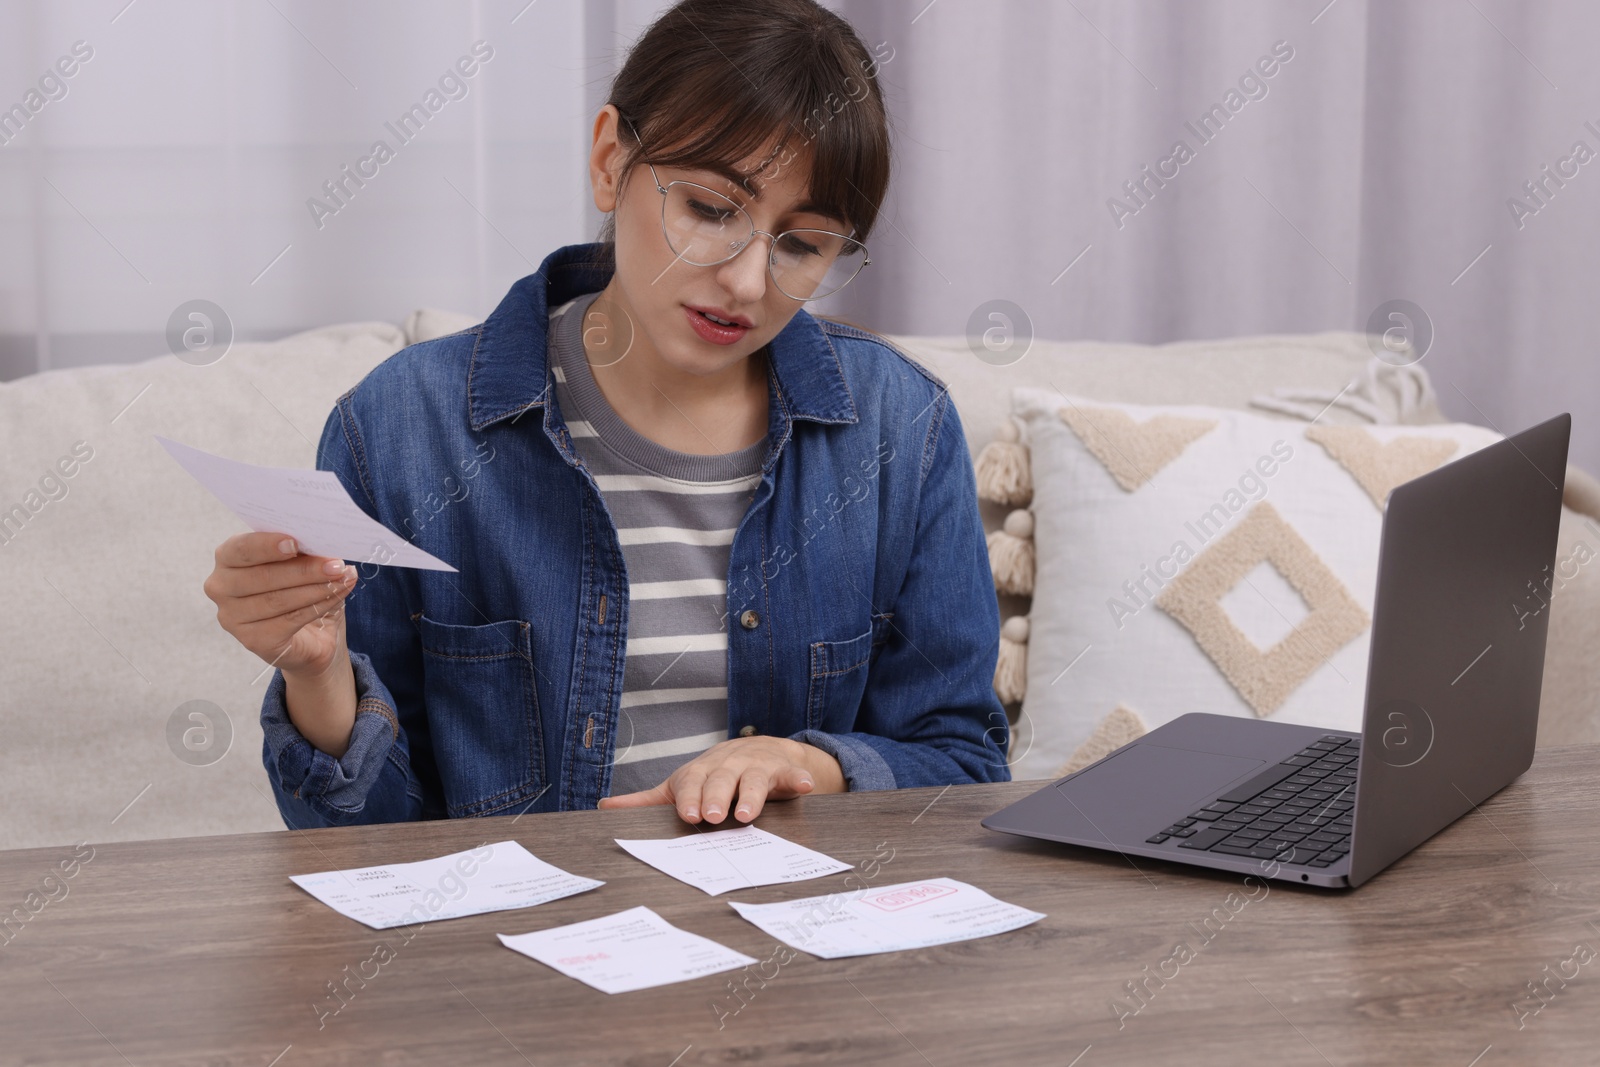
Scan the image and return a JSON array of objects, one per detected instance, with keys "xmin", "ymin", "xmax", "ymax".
[{"xmin": 590, "ymin": 104, "xmax": 624, "ymax": 214}]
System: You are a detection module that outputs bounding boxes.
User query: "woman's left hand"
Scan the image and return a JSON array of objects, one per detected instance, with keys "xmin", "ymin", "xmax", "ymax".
[{"xmin": 597, "ymin": 736, "xmax": 845, "ymax": 823}]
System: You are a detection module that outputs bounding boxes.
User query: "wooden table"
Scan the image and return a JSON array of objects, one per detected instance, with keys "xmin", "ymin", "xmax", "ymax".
[{"xmin": 4, "ymin": 744, "xmax": 1599, "ymax": 1066}]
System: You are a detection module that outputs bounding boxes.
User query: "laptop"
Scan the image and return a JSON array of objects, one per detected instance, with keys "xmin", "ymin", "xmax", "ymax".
[{"xmin": 982, "ymin": 413, "xmax": 1571, "ymax": 888}]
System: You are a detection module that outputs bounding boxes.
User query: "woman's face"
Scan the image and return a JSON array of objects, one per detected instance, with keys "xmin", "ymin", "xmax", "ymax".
[{"xmin": 590, "ymin": 107, "xmax": 850, "ymax": 378}]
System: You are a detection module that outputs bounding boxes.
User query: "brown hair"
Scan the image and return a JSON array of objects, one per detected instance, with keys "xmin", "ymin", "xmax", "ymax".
[{"xmin": 598, "ymin": 0, "xmax": 892, "ymax": 247}]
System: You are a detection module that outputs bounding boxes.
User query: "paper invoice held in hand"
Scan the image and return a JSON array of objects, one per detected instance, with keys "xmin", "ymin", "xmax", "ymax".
[{"xmin": 157, "ymin": 436, "xmax": 456, "ymax": 571}]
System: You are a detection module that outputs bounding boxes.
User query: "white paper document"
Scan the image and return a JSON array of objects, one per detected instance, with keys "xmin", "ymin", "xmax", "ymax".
[
  {"xmin": 157, "ymin": 436, "xmax": 456, "ymax": 571},
  {"xmin": 614, "ymin": 825, "xmax": 853, "ymax": 896},
  {"xmin": 727, "ymin": 877, "xmax": 1045, "ymax": 959},
  {"xmin": 498, "ymin": 905, "xmax": 758, "ymax": 994},
  {"xmin": 289, "ymin": 841, "xmax": 602, "ymax": 929}
]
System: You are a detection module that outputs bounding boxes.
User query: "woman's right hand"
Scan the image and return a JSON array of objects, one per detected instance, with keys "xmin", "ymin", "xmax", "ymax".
[{"xmin": 204, "ymin": 531, "xmax": 358, "ymax": 678}]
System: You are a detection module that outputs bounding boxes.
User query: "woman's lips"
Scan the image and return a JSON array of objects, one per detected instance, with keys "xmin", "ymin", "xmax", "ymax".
[{"xmin": 684, "ymin": 305, "xmax": 751, "ymax": 346}]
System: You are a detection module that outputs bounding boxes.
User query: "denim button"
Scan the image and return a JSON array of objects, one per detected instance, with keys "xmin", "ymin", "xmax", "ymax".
[
  {"xmin": 739, "ymin": 724, "xmax": 757, "ymax": 737},
  {"xmin": 739, "ymin": 609, "xmax": 760, "ymax": 629}
]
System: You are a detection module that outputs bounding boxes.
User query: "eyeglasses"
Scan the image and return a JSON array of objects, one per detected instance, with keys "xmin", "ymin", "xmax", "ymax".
[{"xmin": 641, "ymin": 160, "xmax": 870, "ymax": 302}]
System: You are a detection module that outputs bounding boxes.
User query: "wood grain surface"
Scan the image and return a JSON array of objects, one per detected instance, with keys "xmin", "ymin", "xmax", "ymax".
[{"xmin": 3, "ymin": 744, "xmax": 1599, "ymax": 1066}]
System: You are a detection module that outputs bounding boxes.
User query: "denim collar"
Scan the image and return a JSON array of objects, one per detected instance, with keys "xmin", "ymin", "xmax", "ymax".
[{"xmin": 468, "ymin": 242, "xmax": 859, "ymax": 432}]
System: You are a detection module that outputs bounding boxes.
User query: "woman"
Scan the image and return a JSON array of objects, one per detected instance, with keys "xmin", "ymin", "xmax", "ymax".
[{"xmin": 204, "ymin": 0, "xmax": 1009, "ymax": 831}]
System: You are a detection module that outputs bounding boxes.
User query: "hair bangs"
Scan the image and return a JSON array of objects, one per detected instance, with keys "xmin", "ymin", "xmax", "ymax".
[{"xmin": 608, "ymin": 0, "xmax": 891, "ymax": 241}]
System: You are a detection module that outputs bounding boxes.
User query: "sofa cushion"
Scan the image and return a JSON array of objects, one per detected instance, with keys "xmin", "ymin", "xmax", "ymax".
[
  {"xmin": 881, "ymin": 330, "xmax": 1446, "ymax": 469},
  {"xmin": 1006, "ymin": 388, "xmax": 1509, "ymax": 780},
  {"xmin": 0, "ymin": 323, "xmax": 406, "ymax": 849},
  {"xmin": 1536, "ymin": 507, "xmax": 1600, "ymax": 748},
  {"xmin": 403, "ymin": 307, "xmax": 480, "ymax": 346}
]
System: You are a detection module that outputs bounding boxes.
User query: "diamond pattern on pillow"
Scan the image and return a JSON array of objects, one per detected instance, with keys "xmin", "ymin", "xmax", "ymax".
[
  {"xmin": 1305, "ymin": 424, "xmax": 1458, "ymax": 509},
  {"xmin": 1057, "ymin": 402, "xmax": 1217, "ymax": 491},
  {"xmin": 1005, "ymin": 386, "xmax": 1508, "ymax": 781},
  {"xmin": 1155, "ymin": 502, "xmax": 1369, "ymax": 716}
]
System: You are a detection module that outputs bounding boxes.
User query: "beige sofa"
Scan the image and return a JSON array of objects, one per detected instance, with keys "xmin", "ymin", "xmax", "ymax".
[{"xmin": 2, "ymin": 311, "xmax": 1594, "ymax": 850}]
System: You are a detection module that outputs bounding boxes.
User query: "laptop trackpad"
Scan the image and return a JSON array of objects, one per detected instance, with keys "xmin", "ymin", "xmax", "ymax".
[{"xmin": 1054, "ymin": 744, "xmax": 1264, "ymax": 843}]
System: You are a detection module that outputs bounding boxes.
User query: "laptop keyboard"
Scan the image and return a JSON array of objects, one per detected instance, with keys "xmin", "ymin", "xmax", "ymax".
[{"xmin": 1144, "ymin": 735, "xmax": 1358, "ymax": 868}]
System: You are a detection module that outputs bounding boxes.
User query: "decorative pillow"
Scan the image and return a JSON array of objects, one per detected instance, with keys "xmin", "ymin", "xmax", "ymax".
[{"xmin": 1002, "ymin": 389, "xmax": 1503, "ymax": 781}]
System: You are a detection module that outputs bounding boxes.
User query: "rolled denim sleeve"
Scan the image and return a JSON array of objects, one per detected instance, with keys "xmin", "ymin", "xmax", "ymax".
[
  {"xmin": 788, "ymin": 729, "xmax": 899, "ymax": 791},
  {"xmin": 261, "ymin": 652, "xmax": 419, "ymax": 825},
  {"xmin": 258, "ymin": 391, "xmax": 430, "ymax": 829},
  {"xmin": 792, "ymin": 390, "xmax": 1012, "ymax": 791}
]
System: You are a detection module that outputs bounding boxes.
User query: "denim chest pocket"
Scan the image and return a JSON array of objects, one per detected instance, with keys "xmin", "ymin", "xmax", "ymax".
[
  {"xmin": 417, "ymin": 613, "xmax": 546, "ymax": 818},
  {"xmin": 804, "ymin": 611, "xmax": 893, "ymax": 731}
]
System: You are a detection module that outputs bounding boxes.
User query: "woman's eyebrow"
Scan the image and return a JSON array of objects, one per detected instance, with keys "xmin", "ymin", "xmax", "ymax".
[
  {"xmin": 697, "ymin": 164, "xmax": 845, "ymax": 224},
  {"xmin": 700, "ymin": 163, "xmax": 770, "ymax": 201}
]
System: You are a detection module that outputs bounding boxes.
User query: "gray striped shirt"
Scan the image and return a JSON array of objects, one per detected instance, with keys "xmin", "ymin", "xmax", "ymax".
[{"xmin": 549, "ymin": 290, "xmax": 767, "ymax": 796}]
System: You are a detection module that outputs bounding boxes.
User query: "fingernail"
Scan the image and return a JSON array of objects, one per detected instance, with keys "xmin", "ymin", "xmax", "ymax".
[
  {"xmin": 705, "ymin": 808, "xmax": 720, "ymax": 819},
  {"xmin": 322, "ymin": 559, "xmax": 345, "ymax": 575},
  {"xmin": 279, "ymin": 538, "xmax": 297, "ymax": 555},
  {"xmin": 684, "ymin": 806, "xmax": 698, "ymax": 819},
  {"xmin": 736, "ymin": 807, "xmax": 750, "ymax": 818}
]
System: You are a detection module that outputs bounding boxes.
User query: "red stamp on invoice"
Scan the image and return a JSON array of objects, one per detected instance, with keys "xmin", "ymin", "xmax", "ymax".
[
  {"xmin": 556, "ymin": 951, "xmax": 611, "ymax": 966},
  {"xmin": 861, "ymin": 882, "xmax": 957, "ymax": 912}
]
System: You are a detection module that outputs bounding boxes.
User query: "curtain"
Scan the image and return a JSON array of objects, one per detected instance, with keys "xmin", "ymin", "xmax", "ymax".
[
  {"xmin": 2, "ymin": 0, "xmax": 1595, "ymax": 469},
  {"xmin": 827, "ymin": 0, "xmax": 1600, "ymax": 470}
]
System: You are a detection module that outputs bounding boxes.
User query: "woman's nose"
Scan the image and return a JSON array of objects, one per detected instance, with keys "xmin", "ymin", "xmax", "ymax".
[{"xmin": 715, "ymin": 235, "xmax": 771, "ymax": 304}]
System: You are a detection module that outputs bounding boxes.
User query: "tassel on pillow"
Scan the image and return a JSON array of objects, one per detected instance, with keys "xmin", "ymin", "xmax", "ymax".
[
  {"xmin": 994, "ymin": 614, "xmax": 1029, "ymax": 704},
  {"xmin": 975, "ymin": 419, "xmax": 1032, "ymax": 505},
  {"xmin": 986, "ymin": 508, "xmax": 1035, "ymax": 594}
]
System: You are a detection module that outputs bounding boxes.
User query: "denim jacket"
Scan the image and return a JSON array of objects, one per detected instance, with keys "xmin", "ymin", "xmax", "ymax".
[{"xmin": 260, "ymin": 242, "xmax": 1010, "ymax": 829}]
